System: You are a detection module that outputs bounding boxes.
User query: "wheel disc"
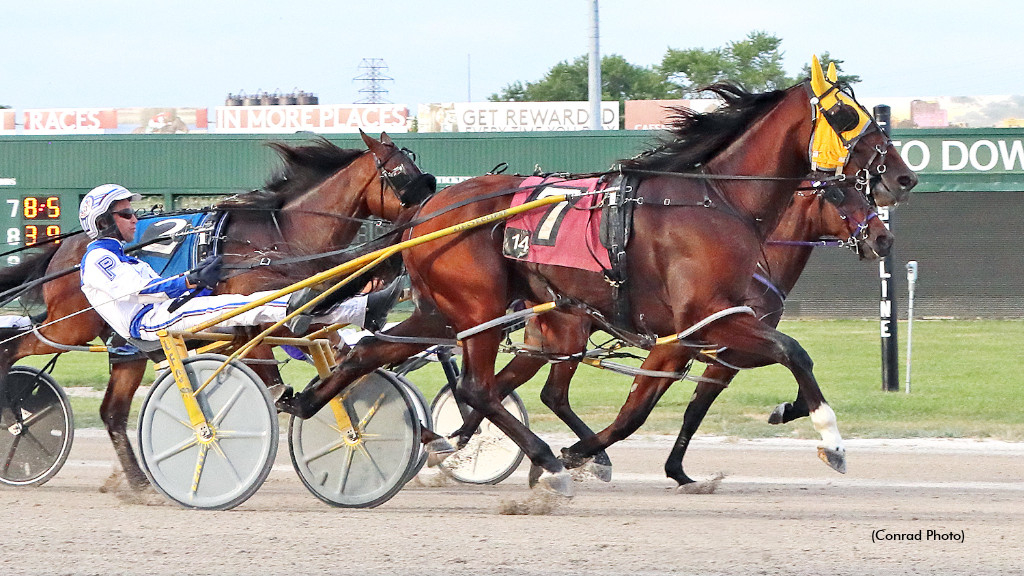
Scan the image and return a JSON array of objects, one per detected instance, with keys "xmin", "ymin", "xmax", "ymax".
[
  {"xmin": 137, "ymin": 354, "xmax": 278, "ymax": 510},
  {"xmin": 0, "ymin": 366, "xmax": 74, "ymax": 487},
  {"xmin": 289, "ymin": 370, "xmax": 420, "ymax": 508}
]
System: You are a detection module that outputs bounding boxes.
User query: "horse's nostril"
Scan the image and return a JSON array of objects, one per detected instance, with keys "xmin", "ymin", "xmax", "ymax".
[
  {"xmin": 898, "ymin": 174, "xmax": 918, "ymax": 190},
  {"xmin": 876, "ymin": 234, "xmax": 893, "ymax": 255}
]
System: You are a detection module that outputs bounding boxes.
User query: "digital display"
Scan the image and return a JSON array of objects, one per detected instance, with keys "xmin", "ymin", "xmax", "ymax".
[
  {"xmin": 22, "ymin": 196, "xmax": 61, "ymax": 220},
  {"xmin": 23, "ymin": 224, "xmax": 62, "ymax": 246},
  {"xmin": 4, "ymin": 195, "xmax": 66, "ymax": 253}
]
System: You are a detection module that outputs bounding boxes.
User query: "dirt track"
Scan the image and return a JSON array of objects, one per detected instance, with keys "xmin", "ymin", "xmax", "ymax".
[{"xmin": 2, "ymin": 431, "xmax": 1022, "ymax": 576}]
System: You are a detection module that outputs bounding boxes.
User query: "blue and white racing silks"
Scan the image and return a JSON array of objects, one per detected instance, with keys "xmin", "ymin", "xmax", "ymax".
[
  {"xmin": 80, "ymin": 237, "xmax": 369, "ymax": 341},
  {"xmin": 80, "ymin": 237, "xmax": 191, "ymax": 340}
]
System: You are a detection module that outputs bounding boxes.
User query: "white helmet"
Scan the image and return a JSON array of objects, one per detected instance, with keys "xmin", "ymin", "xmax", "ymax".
[{"xmin": 79, "ymin": 184, "xmax": 140, "ymax": 238}]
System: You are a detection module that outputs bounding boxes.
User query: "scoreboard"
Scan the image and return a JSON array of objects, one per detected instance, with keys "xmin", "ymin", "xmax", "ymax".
[{"xmin": 2, "ymin": 191, "xmax": 75, "ymax": 266}]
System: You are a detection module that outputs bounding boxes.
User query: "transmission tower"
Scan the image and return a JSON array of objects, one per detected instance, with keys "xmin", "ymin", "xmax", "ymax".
[{"xmin": 354, "ymin": 58, "xmax": 394, "ymax": 104}]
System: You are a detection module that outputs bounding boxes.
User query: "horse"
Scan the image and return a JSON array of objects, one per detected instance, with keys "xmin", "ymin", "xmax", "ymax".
[
  {"xmin": 452, "ymin": 179, "xmax": 892, "ymax": 485},
  {"xmin": 0, "ymin": 131, "xmax": 431, "ymax": 490},
  {"xmin": 277, "ymin": 66, "xmax": 918, "ymax": 496}
]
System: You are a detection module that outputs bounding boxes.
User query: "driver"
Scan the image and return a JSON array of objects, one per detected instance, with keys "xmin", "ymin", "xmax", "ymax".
[{"xmin": 78, "ymin": 184, "xmax": 398, "ymax": 341}]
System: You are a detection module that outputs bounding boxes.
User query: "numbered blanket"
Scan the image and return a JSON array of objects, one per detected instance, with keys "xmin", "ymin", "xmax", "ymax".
[
  {"xmin": 132, "ymin": 212, "xmax": 223, "ymax": 276},
  {"xmin": 502, "ymin": 176, "xmax": 611, "ymax": 273}
]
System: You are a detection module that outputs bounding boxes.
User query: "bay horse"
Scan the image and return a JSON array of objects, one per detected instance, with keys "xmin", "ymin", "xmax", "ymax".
[
  {"xmin": 454, "ymin": 180, "xmax": 891, "ymax": 485},
  {"xmin": 0, "ymin": 132, "xmax": 431, "ymax": 490},
  {"xmin": 277, "ymin": 68, "xmax": 917, "ymax": 495}
]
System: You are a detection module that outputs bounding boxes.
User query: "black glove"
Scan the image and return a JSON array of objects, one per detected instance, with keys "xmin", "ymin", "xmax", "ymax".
[{"xmin": 187, "ymin": 255, "xmax": 223, "ymax": 289}]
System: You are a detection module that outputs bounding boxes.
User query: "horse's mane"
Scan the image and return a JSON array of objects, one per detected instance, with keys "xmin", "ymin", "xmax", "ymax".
[
  {"xmin": 619, "ymin": 83, "xmax": 790, "ymax": 173},
  {"xmin": 217, "ymin": 137, "xmax": 365, "ymax": 213},
  {"xmin": 0, "ymin": 242, "xmax": 61, "ymax": 307}
]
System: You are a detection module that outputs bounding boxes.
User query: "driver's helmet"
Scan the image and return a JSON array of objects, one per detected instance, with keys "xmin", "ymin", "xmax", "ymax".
[{"xmin": 79, "ymin": 184, "xmax": 140, "ymax": 238}]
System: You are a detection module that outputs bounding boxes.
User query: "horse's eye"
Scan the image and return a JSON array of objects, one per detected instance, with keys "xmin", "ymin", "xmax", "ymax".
[{"xmin": 826, "ymin": 103, "xmax": 860, "ymax": 133}]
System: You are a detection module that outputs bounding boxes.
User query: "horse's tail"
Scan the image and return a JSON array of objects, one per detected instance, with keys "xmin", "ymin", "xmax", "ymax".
[{"xmin": 0, "ymin": 243, "xmax": 62, "ymax": 301}]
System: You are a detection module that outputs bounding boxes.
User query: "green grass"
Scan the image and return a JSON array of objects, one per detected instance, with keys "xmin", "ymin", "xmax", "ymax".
[{"xmin": 18, "ymin": 319, "xmax": 1024, "ymax": 439}]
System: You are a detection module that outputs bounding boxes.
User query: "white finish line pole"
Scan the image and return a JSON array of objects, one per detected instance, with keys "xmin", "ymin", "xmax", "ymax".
[{"xmin": 905, "ymin": 260, "xmax": 918, "ymax": 394}]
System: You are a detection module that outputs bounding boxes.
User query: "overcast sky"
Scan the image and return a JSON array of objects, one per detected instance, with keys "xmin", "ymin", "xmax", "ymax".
[{"xmin": 2, "ymin": 0, "xmax": 1021, "ymax": 112}]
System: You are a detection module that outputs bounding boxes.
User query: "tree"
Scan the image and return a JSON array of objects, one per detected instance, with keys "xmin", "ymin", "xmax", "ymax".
[
  {"xmin": 660, "ymin": 31, "xmax": 794, "ymax": 96},
  {"xmin": 490, "ymin": 54, "xmax": 671, "ymax": 102}
]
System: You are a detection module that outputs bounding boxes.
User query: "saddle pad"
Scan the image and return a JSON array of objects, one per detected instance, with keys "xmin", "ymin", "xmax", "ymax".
[
  {"xmin": 133, "ymin": 212, "xmax": 221, "ymax": 276},
  {"xmin": 502, "ymin": 176, "xmax": 611, "ymax": 273}
]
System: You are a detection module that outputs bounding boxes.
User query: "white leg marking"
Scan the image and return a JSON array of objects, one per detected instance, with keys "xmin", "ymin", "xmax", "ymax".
[{"xmin": 810, "ymin": 404, "xmax": 844, "ymax": 451}]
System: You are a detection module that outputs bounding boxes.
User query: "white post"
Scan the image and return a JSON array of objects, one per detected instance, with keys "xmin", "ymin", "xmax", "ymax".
[
  {"xmin": 905, "ymin": 260, "xmax": 918, "ymax": 393},
  {"xmin": 588, "ymin": 0, "xmax": 601, "ymax": 130}
]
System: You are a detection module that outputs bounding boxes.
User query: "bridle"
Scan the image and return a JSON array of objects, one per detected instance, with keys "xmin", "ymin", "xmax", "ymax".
[{"xmin": 371, "ymin": 143, "xmax": 436, "ymax": 207}]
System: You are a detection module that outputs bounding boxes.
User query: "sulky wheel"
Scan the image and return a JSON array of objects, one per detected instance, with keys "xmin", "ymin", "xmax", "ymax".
[
  {"xmin": 288, "ymin": 369, "xmax": 421, "ymax": 508},
  {"xmin": 0, "ymin": 366, "xmax": 74, "ymax": 487},
  {"xmin": 137, "ymin": 354, "xmax": 278, "ymax": 510},
  {"xmin": 393, "ymin": 373, "xmax": 432, "ymax": 484},
  {"xmin": 430, "ymin": 383, "xmax": 527, "ymax": 485}
]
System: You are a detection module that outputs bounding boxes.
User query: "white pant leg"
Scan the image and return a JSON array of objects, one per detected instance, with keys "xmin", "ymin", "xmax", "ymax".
[
  {"xmin": 133, "ymin": 291, "xmax": 369, "ymax": 341},
  {"xmin": 134, "ymin": 291, "xmax": 289, "ymax": 340},
  {"xmin": 321, "ymin": 294, "xmax": 368, "ymax": 328}
]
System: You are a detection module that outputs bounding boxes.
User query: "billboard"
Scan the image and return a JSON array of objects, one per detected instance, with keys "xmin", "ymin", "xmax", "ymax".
[
  {"xmin": 17, "ymin": 107, "xmax": 207, "ymax": 134},
  {"xmin": 419, "ymin": 102, "xmax": 619, "ymax": 132},
  {"xmin": 861, "ymin": 95, "xmax": 1024, "ymax": 128},
  {"xmin": 213, "ymin": 104, "xmax": 410, "ymax": 134},
  {"xmin": 624, "ymin": 99, "xmax": 722, "ymax": 130},
  {"xmin": 0, "ymin": 110, "xmax": 14, "ymax": 134}
]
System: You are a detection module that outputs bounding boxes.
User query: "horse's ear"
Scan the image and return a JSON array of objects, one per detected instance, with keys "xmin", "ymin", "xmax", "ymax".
[
  {"xmin": 810, "ymin": 54, "xmax": 828, "ymax": 96},
  {"xmin": 359, "ymin": 129, "xmax": 377, "ymax": 150},
  {"xmin": 380, "ymin": 132, "xmax": 394, "ymax": 145},
  {"xmin": 826, "ymin": 61, "xmax": 838, "ymax": 84}
]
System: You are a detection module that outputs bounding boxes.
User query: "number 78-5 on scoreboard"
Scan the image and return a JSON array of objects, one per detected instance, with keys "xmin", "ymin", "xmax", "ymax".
[{"xmin": 5, "ymin": 195, "xmax": 65, "ymax": 256}]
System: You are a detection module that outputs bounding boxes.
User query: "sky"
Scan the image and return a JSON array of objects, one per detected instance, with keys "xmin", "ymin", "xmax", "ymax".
[{"xmin": 1, "ymin": 0, "xmax": 1022, "ymax": 113}]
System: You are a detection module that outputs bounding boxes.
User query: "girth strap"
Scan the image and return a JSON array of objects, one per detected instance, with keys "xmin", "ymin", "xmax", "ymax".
[{"xmin": 599, "ymin": 174, "xmax": 638, "ymax": 329}]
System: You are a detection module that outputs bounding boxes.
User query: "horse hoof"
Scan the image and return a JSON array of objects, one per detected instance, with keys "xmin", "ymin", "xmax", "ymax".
[
  {"xmin": 768, "ymin": 403, "xmax": 787, "ymax": 425},
  {"xmin": 528, "ymin": 464, "xmax": 543, "ymax": 488},
  {"xmin": 535, "ymin": 470, "xmax": 574, "ymax": 498},
  {"xmin": 585, "ymin": 461, "xmax": 613, "ymax": 483},
  {"xmin": 425, "ymin": 437, "xmax": 456, "ymax": 468},
  {"xmin": 817, "ymin": 446, "xmax": 847, "ymax": 474}
]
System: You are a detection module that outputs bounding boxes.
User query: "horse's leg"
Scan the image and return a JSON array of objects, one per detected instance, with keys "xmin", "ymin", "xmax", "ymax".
[
  {"xmin": 768, "ymin": 388, "xmax": 810, "ymax": 424},
  {"xmin": 664, "ymin": 365, "xmax": 734, "ymax": 485},
  {"xmin": 701, "ymin": 312, "xmax": 845, "ymax": 473},
  {"xmin": 562, "ymin": 345, "xmax": 690, "ymax": 468},
  {"xmin": 452, "ymin": 352, "xmax": 545, "ymax": 447},
  {"xmin": 101, "ymin": 357, "xmax": 150, "ymax": 490},
  {"xmin": 457, "ymin": 328, "xmax": 572, "ymax": 496}
]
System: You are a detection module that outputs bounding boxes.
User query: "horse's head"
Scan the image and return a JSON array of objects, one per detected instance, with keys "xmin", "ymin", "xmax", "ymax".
[
  {"xmin": 811, "ymin": 184, "xmax": 892, "ymax": 259},
  {"xmin": 805, "ymin": 56, "xmax": 917, "ymax": 208},
  {"xmin": 360, "ymin": 130, "xmax": 436, "ymax": 211}
]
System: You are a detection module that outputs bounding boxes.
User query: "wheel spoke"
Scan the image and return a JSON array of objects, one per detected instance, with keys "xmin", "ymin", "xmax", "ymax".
[
  {"xmin": 151, "ymin": 398, "xmax": 198, "ymax": 431},
  {"xmin": 216, "ymin": 429, "xmax": 270, "ymax": 440},
  {"xmin": 356, "ymin": 393, "xmax": 387, "ymax": 430},
  {"xmin": 336, "ymin": 445, "xmax": 355, "ymax": 494},
  {"xmin": 2, "ymin": 434, "xmax": 21, "ymax": 475},
  {"xmin": 208, "ymin": 440, "xmax": 242, "ymax": 485},
  {"xmin": 210, "ymin": 380, "xmax": 246, "ymax": 427},
  {"xmin": 18, "ymin": 403, "xmax": 56, "ymax": 428},
  {"xmin": 151, "ymin": 435, "xmax": 199, "ymax": 464},
  {"xmin": 355, "ymin": 442, "xmax": 388, "ymax": 483},
  {"xmin": 301, "ymin": 438, "xmax": 348, "ymax": 466},
  {"xmin": 190, "ymin": 443, "xmax": 210, "ymax": 499}
]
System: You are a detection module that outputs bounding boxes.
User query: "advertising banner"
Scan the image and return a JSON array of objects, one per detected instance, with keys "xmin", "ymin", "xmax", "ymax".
[
  {"xmin": 443, "ymin": 102, "xmax": 619, "ymax": 132},
  {"xmin": 213, "ymin": 104, "xmax": 409, "ymax": 134},
  {"xmin": 114, "ymin": 107, "xmax": 208, "ymax": 133},
  {"xmin": 1, "ymin": 110, "xmax": 14, "ymax": 134},
  {"xmin": 21, "ymin": 108, "xmax": 119, "ymax": 134},
  {"xmin": 624, "ymin": 99, "xmax": 722, "ymax": 130},
  {"xmin": 17, "ymin": 107, "xmax": 208, "ymax": 134},
  {"xmin": 862, "ymin": 95, "xmax": 1024, "ymax": 128}
]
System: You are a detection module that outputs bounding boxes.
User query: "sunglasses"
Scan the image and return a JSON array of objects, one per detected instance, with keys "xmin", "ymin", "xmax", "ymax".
[{"xmin": 112, "ymin": 209, "xmax": 138, "ymax": 220}]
